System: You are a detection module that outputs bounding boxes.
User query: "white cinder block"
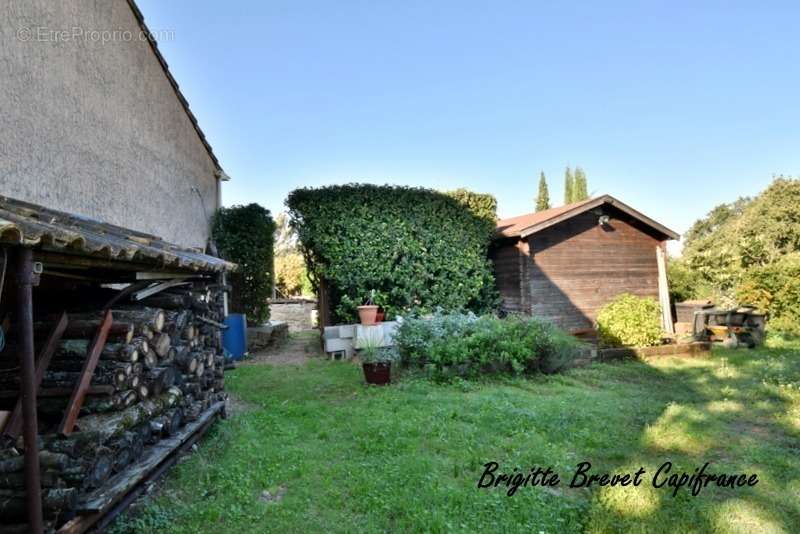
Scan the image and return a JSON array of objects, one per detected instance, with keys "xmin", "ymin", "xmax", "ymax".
[
  {"xmin": 324, "ymin": 337, "xmax": 354, "ymax": 358},
  {"xmin": 323, "ymin": 326, "xmax": 340, "ymax": 341},
  {"xmin": 339, "ymin": 324, "xmax": 356, "ymax": 339}
]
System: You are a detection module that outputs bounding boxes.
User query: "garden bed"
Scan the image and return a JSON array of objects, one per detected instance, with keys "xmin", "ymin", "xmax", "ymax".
[{"xmin": 595, "ymin": 341, "xmax": 712, "ymax": 362}]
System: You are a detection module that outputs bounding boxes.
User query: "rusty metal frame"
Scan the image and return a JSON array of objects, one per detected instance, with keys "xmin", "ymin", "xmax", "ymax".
[
  {"xmin": 15, "ymin": 247, "xmax": 44, "ymax": 533},
  {"xmin": 3, "ymin": 312, "xmax": 69, "ymax": 438},
  {"xmin": 58, "ymin": 310, "xmax": 113, "ymax": 435}
]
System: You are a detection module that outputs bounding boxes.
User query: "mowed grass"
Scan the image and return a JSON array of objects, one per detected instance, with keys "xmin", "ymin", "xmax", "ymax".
[{"xmin": 112, "ymin": 338, "xmax": 800, "ymax": 533}]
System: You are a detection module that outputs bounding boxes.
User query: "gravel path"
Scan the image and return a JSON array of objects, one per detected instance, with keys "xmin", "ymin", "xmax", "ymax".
[{"xmin": 240, "ymin": 330, "xmax": 323, "ymax": 366}]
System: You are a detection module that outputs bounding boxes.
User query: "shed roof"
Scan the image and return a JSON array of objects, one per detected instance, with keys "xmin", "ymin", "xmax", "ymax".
[
  {"xmin": 496, "ymin": 195, "xmax": 679, "ymax": 240},
  {"xmin": 0, "ymin": 195, "xmax": 235, "ymax": 273}
]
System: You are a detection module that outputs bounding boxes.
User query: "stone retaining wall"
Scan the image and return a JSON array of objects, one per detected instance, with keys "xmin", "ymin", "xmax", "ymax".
[
  {"xmin": 269, "ymin": 299, "xmax": 317, "ymax": 331},
  {"xmin": 247, "ymin": 322, "xmax": 290, "ymax": 352}
]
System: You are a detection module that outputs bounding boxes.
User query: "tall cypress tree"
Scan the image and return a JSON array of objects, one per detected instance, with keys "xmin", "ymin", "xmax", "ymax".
[
  {"xmin": 535, "ymin": 171, "xmax": 551, "ymax": 212},
  {"xmin": 564, "ymin": 167, "xmax": 574, "ymax": 204},
  {"xmin": 573, "ymin": 167, "xmax": 589, "ymax": 201}
]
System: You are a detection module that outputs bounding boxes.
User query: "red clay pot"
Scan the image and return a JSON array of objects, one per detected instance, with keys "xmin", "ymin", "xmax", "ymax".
[
  {"xmin": 375, "ymin": 310, "xmax": 385, "ymax": 323},
  {"xmin": 362, "ymin": 362, "xmax": 391, "ymax": 385},
  {"xmin": 357, "ymin": 305, "xmax": 379, "ymax": 325}
]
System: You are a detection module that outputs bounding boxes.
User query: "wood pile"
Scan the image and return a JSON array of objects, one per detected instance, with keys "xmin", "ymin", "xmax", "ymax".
[{"xmin": 0, "ymin": 279, "xmax": 228, "ymax": 529}]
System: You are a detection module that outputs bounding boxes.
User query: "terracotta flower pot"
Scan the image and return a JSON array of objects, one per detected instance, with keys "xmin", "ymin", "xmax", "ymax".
[
  {"xmin": 357, "ymin": 305, "xmax": 379, "ymax": 325},
  {"xmin": 375, "ymin": 310, "xmax": 385, "ymax": 323},
  {"xmin": 362, "ymin": 362, "xmax": 391, "ymax": 385}
]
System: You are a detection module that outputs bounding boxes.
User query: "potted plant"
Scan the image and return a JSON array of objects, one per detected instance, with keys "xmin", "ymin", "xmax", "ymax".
[
  {"xmin": 358, "ymin": 335, "xmax": 397, "ymax": 386},
  {"xmin": 357, "ymin": 290, "xmax": 379, "ymax": 326}
]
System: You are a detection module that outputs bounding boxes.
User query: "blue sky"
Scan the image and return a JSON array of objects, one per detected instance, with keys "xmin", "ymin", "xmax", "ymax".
[{"xmin": 138, "ymin": 1, "xmax": 800, "ymax": 248}]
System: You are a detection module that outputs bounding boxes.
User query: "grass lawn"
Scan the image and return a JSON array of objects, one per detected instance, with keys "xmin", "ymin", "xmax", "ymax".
[{"xmin": 112, "ymin": 338, "xmax": 800, "ymax": 533}]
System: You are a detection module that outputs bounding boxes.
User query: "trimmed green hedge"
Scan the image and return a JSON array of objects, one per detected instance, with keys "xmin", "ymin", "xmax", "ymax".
[
  {"xmin": 212, "ymin": 204, "xmax": 275, "ymax": 325},
  {"xmin": 286, "ymin": 184, "xmax": 498, "ymax": 323}
]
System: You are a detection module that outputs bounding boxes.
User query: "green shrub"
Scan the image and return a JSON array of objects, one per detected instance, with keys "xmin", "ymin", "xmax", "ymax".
[
  {"xmin": 736, "ymin": 253, "xmax": 800, "ymax": 336},
  {"xmin": 212, "ymin": 204, "xmax": 276, "ymax": 325},
  {"xmin": 394, "ymin": 311, "xmax": 584, "ymax": 380},
  {"xmin": 595, "ymin": 294, "xmax": 662, "ymax": 347},
  {"xmin": 286, "ymin": 184, "xmax": 498, "ymax": 323}
]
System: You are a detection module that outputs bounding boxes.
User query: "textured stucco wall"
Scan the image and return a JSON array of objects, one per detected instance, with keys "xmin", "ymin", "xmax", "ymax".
[{"xmin": 0, "ymin": 0, "xmax": 219, "ymax": 249}]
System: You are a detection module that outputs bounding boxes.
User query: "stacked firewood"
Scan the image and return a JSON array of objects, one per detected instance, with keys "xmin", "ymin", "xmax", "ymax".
[{"xmin": 0, "ymin": 279, "xmax": 228, "ymax": 527}]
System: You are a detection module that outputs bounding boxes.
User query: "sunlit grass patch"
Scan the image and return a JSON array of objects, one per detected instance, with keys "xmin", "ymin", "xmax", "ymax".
[
  {"xmin": 642, "ymin": 403, "xmax": 717, "ymax": 455},
  {"xmin": 111, "ymin": 340, "xmax": 800, "ymax": 533},
  {"xmin": 706, "ymin": 399, "xmax": 744, "ymax": 413},
  {"xmin": 711, "ymin": 499, "xmax": 787, "ymax": 534}
]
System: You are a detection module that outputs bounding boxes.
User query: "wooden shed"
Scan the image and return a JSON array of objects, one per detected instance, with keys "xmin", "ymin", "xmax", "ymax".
[{"xmin": 491, "ymin": 195, "xmax": 679, "ymax": 333}]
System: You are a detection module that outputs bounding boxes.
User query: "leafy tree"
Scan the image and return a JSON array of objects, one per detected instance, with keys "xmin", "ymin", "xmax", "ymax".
[
  {"xmin": 736, "ymin": 252, "xmax": 800, "ymax": 335},
  {"xmin": 274, "ymin": 212, "xmax": 299, "ymax": 256},
  {"xmin": 273, "ymin": 212, "xmax": 314, "ymax": 298},
  {"xmin": 666, "ymin": 256, "xmax": 712, "ymax": 303},
  {"xmin": 535, "ymin": 172, "xmax": 551, "ymax": 212},
  {"xmin": 677, "ymin": 176, "xmax": 800, "ymax": 330},
  {"xmin": 564, "ymin": 167, "xmax": 574, "ymax": 204},
  {"xmin": 212, "ymin": 204, "xmax": 276, "ymax": 325},
  {"xmin": 274, "ymin": 252, "xmax": 313, "ymax": 297},
  {"xmin": 573, "ymin": 167, "xmax": 589, "ymax": 201}
]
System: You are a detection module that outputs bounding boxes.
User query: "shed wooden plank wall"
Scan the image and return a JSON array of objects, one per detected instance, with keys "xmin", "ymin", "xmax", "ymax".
[
  {"xmin": 489, "ymin": 239, "xmax": 526, "ymax": 313},
  {"xmin": 527, "ymin": 209, "xmax": 661, "ymax": 331}
]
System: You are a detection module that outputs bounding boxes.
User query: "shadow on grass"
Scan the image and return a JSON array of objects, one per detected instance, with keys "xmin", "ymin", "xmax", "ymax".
[{"xmin": 581, "ymin": 342, "xmax": 800, "ymax": 532}]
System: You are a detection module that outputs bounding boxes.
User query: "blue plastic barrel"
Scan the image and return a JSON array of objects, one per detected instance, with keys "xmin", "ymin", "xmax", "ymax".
[{"xmin": 223, "ymin": 314, "xmax": 247, "ymax": 361}]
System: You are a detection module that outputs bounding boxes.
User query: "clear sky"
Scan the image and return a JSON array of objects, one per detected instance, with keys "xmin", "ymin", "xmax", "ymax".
[{"xmin": 137, "ymin": 0, "xmax": 800, "ymax": 249}]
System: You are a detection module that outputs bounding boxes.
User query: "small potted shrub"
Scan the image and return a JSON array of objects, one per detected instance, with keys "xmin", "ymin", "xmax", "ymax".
[
  {"xmin": 359, "ymin": 336, "xmax": 397, "ymax": 385},
  {"xmin": 357, "ymin": 290, "xmax": 379, "ymax": 325}
]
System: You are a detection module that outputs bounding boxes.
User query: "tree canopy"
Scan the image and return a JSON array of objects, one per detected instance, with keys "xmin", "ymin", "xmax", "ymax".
[
  {"xmin": 563, "ymin": 167, "xmax": 574, "ymax": 204},
  {"xmin": 563, "ymin": 166, "xmax": 589, "ymax": 203},
  {"xmin": 671, "ymin": 176, "xmax": 800, "ymax": 333}
]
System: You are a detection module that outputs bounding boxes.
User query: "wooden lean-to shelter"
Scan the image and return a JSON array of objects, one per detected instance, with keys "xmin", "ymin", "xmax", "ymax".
[
  {"xmin": 0, "ymin": 196, "xmax": 235, "ymax": 533},
  {"xmin": 1, "ymin": 1, "xmax": 236, "ymax": 531},
  {"xmin": 491, "ymin": 195, "xmax": 679, "ymax": 334}
]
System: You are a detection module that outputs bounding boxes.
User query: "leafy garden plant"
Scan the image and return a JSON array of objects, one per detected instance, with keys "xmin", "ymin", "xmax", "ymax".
[
  {"xmin": 286, "ymin": 184, "xmax": 499, "ymax": 323},
  {"xmin": 394, "ymin": 311, "xmax": 584, "ymax": 380},
  {"xmin": 595, "ymin": 293, "xmax": 663, "ymax": 347}
]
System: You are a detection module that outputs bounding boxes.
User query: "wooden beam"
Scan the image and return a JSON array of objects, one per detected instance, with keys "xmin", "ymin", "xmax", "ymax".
[
  {"xmin": 101, "ymin": 280, "xmax": 152, "ymax": 311},
  {"xmin": 656, "ymin": 244, "xmax": 675, "ymax": 334},
  {"xmin": 133, "ymin": 279, "xmax": 189, "ymax": 301},
  {"xmin": 57, "ymin": 311, "xmax": 113, "ymax": 435},
  {"xmin": 135, "ymin": 272, "xmax": 203, "ymax": 280},
  {"xmin": 2, "ymin": 312, "xmax": 68, "ymax": 438}
]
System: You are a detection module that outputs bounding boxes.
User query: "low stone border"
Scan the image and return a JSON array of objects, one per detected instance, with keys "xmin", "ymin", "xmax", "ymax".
[
  {"xmin": 596, "ymin": 341, "xmax": 712, "ymax": 361},
  {"xmin": 247, "ymin": 321, "xmax": 290, "ymax": 352}
]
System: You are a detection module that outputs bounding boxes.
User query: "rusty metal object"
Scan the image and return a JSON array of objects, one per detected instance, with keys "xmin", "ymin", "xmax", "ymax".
[{"xmin": 16, "ymin": 247, "xmax": 44, "ymax": 533}]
